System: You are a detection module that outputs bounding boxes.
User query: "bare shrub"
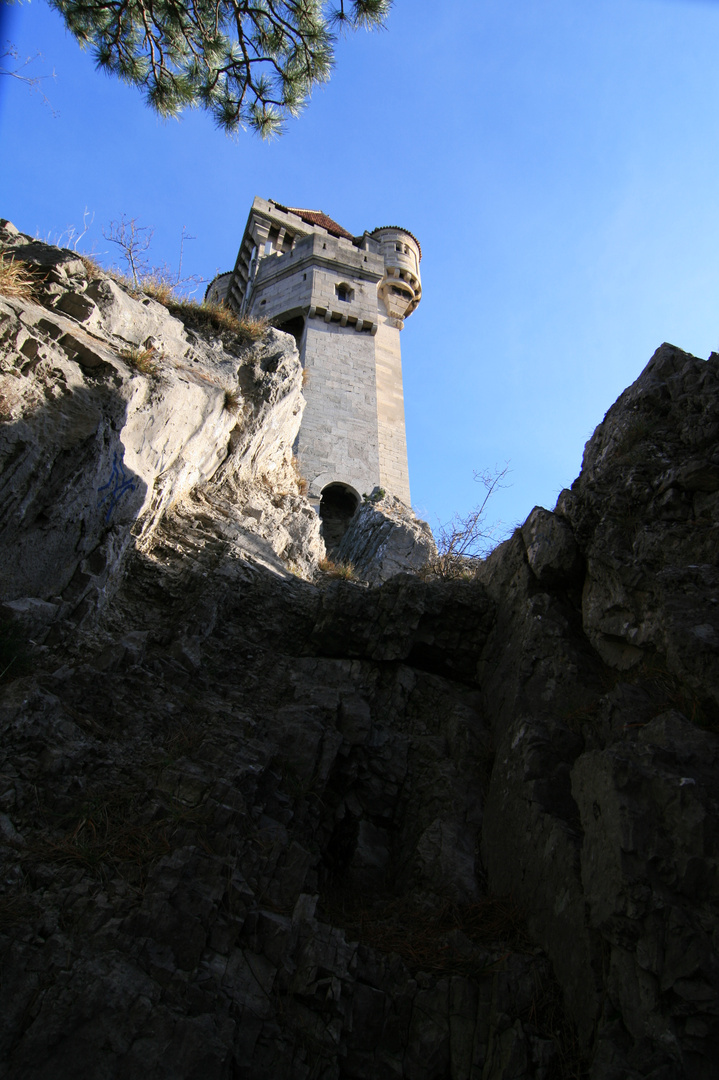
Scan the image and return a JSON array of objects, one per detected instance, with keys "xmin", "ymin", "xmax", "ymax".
[
  {"xmin": 103, "ymin": 215, "xmax": 204, "ymax": 298},
  {"xmin": 430, "ymin": 465, "xmax": 510, "ymax": 579},
  {"xmin": 103, "ymin": 215, "xmax": 154, "ymax": 287}
]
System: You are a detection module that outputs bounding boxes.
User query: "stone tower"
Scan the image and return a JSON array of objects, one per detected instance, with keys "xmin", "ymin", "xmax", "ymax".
[{"xmin": 212, "ymin": 197, "xmax": 422, "ymax": 534}]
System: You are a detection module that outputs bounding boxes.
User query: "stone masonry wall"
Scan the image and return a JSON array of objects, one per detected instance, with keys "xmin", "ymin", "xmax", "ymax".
[
  {"xmin": 374, "ymin": 306, "xmax": 411, "ymax": 504},
  {"xmin": 296, "ymin": 320, "xmax": 381, "ymax": 498},
  {"xmin": 250, "ymin": 262, "xmax": 311, "ymax": 326}
]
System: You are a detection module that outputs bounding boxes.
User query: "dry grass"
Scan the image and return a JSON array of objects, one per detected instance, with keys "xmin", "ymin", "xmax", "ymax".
[
  {"xmin": 302, "ymin": 366, "xmax": 310, "ymax": 387},
  {"xmin": 0, "ymin": 254, "xmax": 36, "ymax": 300},
  {"xmin": 119, "ymin": 345, "xmax": 157, "ymax": 374},
  {"xmin": 223, "ymin": 387, "xmax": 243, "ymax": 414},
  {"xmin": 141, "ymin": 276, "xmax": 175, "ymax": 306},
  {"xmin": 318, "ymin": 557, "xmax": 356, "ymax": 581},
  {"xmin": 79, "ymin": 254, "xmax": 104, "ymax": 279},
  {"xmin": 321, "ymin": 890, "xmax": 587, "ymax": 1077},
  {"xmin": 43, "ymin": 254, "xmax": 268, "ymax": 347},
  {"xmin": 522, "ymin": 970, "xmax": 589, "ymax": 1079},
  {"xmin": 162, "ymin": 294, "xmax": 266, "ymax": 344}
]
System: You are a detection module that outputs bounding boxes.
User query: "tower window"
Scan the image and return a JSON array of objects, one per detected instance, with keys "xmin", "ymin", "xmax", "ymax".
[
  {"xmin": 335, "ymin": 282, "xmax": 354, "ymax": 303},
  {"xmin": 395, "ymin": 243, "xmax": 402, "ymax": 251}
]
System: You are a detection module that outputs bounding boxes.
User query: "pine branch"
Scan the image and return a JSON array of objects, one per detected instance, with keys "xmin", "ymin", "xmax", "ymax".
[{"xmin": 47, "ymin": 0, "xmax": 392, "ymax": 135}]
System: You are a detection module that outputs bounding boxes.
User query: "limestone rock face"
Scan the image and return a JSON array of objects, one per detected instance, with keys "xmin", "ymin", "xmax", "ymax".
[
  {"xmin": 0, "ymin": 222, "xmax": 323, "ymax": 621},
  {"xmin": 2, "ymin": 232, "xmax": 719, "ymax": 1080},
  {"xmin": 520, "ymin": 505, "xmax": 583, "ymax": 586},
  {"xmin": 335, "ymin": 491, "xmax": 437, "ymax": 583},
  {"xmin": 478, "ymin": 344, "xmax": 719, "ymax": 1078}
]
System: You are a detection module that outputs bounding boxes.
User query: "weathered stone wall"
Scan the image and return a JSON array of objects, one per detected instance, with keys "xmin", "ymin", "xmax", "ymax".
[
  {"xmin": 374, "ymin": 304, "xmax": 411, "ymax": 504},
  {"xmin": 296, "ymin": 320, "xmax": 381, "ymax": 500}
]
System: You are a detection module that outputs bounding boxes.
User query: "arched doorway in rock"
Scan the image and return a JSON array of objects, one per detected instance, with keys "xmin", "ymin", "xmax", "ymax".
[{"xmin": 319, "ymin": 483, "xmax": 360, "ymax": 553}]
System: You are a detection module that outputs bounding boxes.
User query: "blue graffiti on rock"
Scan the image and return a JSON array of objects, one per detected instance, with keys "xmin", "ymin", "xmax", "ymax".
[{"xmin": 97, "ymin": 453, "xmax": 137, "ymax": 522}]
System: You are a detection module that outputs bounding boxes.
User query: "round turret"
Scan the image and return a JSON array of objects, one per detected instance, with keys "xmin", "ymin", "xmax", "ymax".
[
  {"xmin": 204, "ymin": 272, "xmax": 233, "ymax": 306},
  {"xmin": 370, "ymin": 227, "xmax": 422, "ymax": 322}
]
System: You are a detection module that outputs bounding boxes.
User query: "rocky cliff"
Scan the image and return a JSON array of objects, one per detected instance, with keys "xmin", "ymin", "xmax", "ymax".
[{"xmin": 1, "ymin": 226, "xmax": 718, "ymax": 1080}]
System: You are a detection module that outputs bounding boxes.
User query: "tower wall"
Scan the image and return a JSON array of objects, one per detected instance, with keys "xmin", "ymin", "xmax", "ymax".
[
  {"xmin": 374, "ymin": 306, "xmax": 411, "ymax": 504},
  {"xmin": 298, "ymin": 321, "xmax": 381, "ymax": 499}
]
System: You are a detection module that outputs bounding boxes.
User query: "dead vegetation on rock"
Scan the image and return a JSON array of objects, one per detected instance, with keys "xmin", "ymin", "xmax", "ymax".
[{"xmin": 0, "ymin": 253, "xmax": 36, "ymax": 300}]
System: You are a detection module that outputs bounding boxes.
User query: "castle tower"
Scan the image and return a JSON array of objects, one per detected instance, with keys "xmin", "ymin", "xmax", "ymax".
[{"xmin": 215, "ymin": 198, "xmax": 422, "ymax": 537}]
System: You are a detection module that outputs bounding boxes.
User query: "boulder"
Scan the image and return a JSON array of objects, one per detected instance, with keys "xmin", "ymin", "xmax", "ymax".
[{"xmin": 335, "ymin": 490, "xmax": 437, "ymax": 583}]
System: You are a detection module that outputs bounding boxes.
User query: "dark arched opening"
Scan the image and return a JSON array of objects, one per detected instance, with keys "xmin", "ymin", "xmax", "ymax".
[
  {"xmin": 320, "ymin": 483, "xmax": 360, "ymax": 552},
  {"xmin": 274, "ymin": 315, "xmax": 305, "ymax": 349}
]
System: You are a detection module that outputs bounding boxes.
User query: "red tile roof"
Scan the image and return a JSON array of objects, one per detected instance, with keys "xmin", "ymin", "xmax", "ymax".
[{"xmin": 274, "ymin": 203, "xmax": 356, "ymax": 241}]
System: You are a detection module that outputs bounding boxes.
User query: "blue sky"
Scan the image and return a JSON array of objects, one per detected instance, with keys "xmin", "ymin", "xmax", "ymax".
[{"xmin": 2, "ymin": 0, "xmax": 719, "ymax": 542}]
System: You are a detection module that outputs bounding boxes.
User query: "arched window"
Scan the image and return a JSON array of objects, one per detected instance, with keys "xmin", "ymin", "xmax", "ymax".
[{"xmin": 335, "ymin": 282, "xmax": 354, "ymax": 303}]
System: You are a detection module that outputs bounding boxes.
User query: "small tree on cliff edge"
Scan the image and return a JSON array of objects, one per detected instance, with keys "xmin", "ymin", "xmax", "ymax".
[{"xmin": 47, "ymin": 0, "xmax": 391, "ymax": 137}]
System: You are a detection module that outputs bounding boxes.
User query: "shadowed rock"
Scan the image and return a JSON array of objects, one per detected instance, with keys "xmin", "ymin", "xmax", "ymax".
[{"xmin": 1, "ymin": 230, "xmax": 719, "ymax": 1079}]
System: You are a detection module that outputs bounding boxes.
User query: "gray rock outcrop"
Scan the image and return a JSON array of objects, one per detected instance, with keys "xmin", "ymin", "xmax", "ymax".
[
  {"xmin": 0, "ymin": 220, "xmax": 324, "ymax": 626},
  {"xmin": 479, "ymin": 343, "xmax": 719, "ymax": 1078},
  {"xmin": 335, "ymin": 490, "xmax": 437, "ymax": 583},
  {"xmin": 1, "ymin": 229, "xmax": 718, "ymax": 1080}
]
